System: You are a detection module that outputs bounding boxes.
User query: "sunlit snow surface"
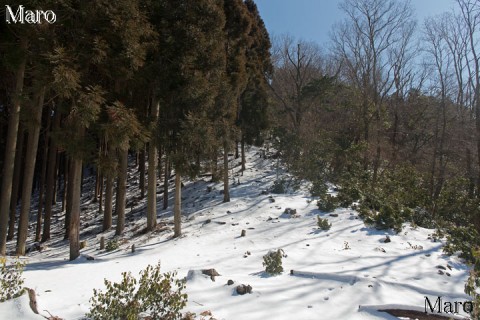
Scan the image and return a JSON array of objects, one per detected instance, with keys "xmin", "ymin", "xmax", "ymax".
[{"xmin": 1, "ymin": 147, "xmax": 471, "ymax": 319}]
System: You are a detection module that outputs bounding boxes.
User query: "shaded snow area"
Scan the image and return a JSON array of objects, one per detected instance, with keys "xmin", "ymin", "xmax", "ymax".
[{"xmin": 1, "ymin": 146, "xmax": 472, "ymax": 319}]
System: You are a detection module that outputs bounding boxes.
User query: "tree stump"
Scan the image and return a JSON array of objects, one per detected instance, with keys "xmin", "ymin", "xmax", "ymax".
[
  {"xmin": 240, "ymin": 230, "xmax": 246, "ymax": 237},
  {"xmin": 100, "ymin": 236, "xmax": 105, "ymax": 250},
  {"xmin": 26, "ymin": 288, "xmax": 39, "ymax": 314}
]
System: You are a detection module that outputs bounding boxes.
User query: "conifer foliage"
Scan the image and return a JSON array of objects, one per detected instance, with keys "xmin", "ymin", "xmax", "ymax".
[{"xmin": 0, "ymin": 1, "xmax": 272, "ymax": 260}]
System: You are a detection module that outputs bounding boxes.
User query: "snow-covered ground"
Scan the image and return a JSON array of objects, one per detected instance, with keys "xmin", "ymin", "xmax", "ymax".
[{"xmin": 1, "ymin": 147, "xmax": 472, "ymax": 319}]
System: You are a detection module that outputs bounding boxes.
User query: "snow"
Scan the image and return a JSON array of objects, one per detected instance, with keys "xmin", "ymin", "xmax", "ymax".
[
  {"xmin": 0, "ymin": 293, "xmax": 44, "ymax": 319},
  {"xmin": 0, "ymin": 146, "xmax": 472, "ymax": 319}
]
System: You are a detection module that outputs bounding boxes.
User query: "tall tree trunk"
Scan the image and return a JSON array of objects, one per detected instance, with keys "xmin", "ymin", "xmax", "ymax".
[
  {"xmin": 0, "ymin": 38, "xmax": 27, "ymax": 255},
  {"xmin": 98, "ymin": 173, "xmax": 104, "ymax": 214},
  {"xmin": 163, "ymin": 157, "xmax": 169, "ymax": 210},
  {"xmin": 17, "ymin": 86, "xmax": 45, "ymax": 255},
  {"xmin": 115, "ymin": 148, "xmax": 128, "ymax": 235},
  {"xmin": 211, "ymin": 148, "xmax": 219, "ymax": 182},
  {"xmin": 241, "ymin": 134, "xmax": 246, "ymax": 172},
  {"xmin": 35, "ymin": 105, "xmax": 52, "ymax": 242},
  {"xmin": 53, "ymin": 151, "xmax": 60, "ymax": 204},
  {"xmin": 223, "ymin": 140, "xmax": 230, "ymax": 203},
  {"xmin": 158, "ymin": 147, "xmax": 163, "ymax": 181},
  {"xmin": 147, "ymin": 141, "xmax": 158, "ymax": 231},
  {"xmin": 139, "ymin": 147, "xmax": 146, "ymax": 199},
  {"xmin": 235, "ymin": 140, "xmax": 239, "ymax": 159},
  {"xmin": 62, "ymin": 156, "xmax": 69, "ymax": 213},
  {"xmin": 147, "ymin": 98, "xmax": 159, "ymax": 231},
  {"xmin": 93, "ymin": 168, "xmax": 100, "ymax": 203},
  {"xmin": 8, "ymin": 125, "xmax": 25, "ymax": 241},
  {"xmin": 42, "ymin": 109, "xmax": 60, "ymax": 242},
  {"xmin": 69, "ymin": 128, "xmax": 84, "ymax": 261},
  {"xmin": 64, "ymin": 158, "xmax": 74, "ymax": 239},
  {"xmin": 174, "ymin": 171, "xmax": 182, "ymax": 237},
  {"xmin": 103, "ymin": 175, "xmax": 114, "ymax": 231}
]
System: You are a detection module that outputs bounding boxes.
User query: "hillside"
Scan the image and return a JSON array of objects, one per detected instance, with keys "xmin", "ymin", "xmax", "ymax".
[{"xmin": 0, "ymin": 146, "xmax": 471, "ymax": 320}]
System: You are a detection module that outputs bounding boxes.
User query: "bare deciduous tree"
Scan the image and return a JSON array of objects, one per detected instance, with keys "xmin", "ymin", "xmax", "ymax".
[
  {"xmin": 331, "ymin": 0, "xmax": 416, "ymax": 182},
  {"xmin": 270, "ymin": 35, "xmax": 327, "ymax": 134}
]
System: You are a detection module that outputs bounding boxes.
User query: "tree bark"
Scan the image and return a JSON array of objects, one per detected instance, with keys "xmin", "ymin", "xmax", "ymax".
[
  {"xmin": 17, "ymin": 86, "xmax": 45, "ymax": 255},
  {"xmin": 147, "ymin": 98, "xmax": 159, "ymax": 231},
  {"xmin": 64, "ymin": 158, "xmax": 74, "ymax": 239},
  {"xmin": 223, "ymin": 140, "xmax": 230, "ymax": 202},
  {"xmin": 146, "ymin": 145, "xmax": 156, "ymax": 228},
  {"xmin": 93, "ymin": 167, "xmax": 100, "ymax": 203},
  {"xmin": 41, "ymin": 105, "xmax": 60, "ymax": 242},
  {"xmin": 98, "ymin": 173, "xmax": 103, "ymax": 214},
  {"xmin": 115, "ymin": 148, "xmax": 128, "ymax": 235},
  {"xmin": 163, "ymin": 157, "xmax": 169, "ymax": 210},
  {"xmin": 139, "ymin": 147, "xmax": 146, "ymax": 199},
  {"xmin": 0, "ymin": 37, "xmax": 27, "ymax": 255},
  {"xmin": 147, "ymin": 141, "xmax": 158, "ymax": 231},
  {"xmin": 7, "ymin": 125, "xmax": 25, "ymax": 241},
  {"xmin": 174, "ymin": 171, "xmax": 182, "ymax": 237},
  {"xmin": 103, "ymin": 175, "xmax": 113, "ymax": 231},
  {"xmin": 69, "ymin": 128, "xmax": 84, "ymax": 261},
  {"xmin": 35, "ymin": 105, "xmax": 52, "ymax": 242},
  {"xmin": 53, "ymin": 151, "xmax": 60, "ymax": 204},
  {"xmin": 211, "ymin": 148, "xmax": 219, "ymax": 182},
  {"xmin": 61, "ymin": 156, "xmax": 67, "ymax": 212},
  {"xmin": 241, "ymin": 134, "xmax": 246, "ymax": 171}
]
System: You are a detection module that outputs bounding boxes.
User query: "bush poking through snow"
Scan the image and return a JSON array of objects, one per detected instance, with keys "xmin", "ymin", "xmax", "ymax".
[
  {"xmin": 87, "ymin": 261, "xmax": 187, "ymax": 320},
  {"xmin": 105, "ymin": 238, "xmax": 119, "ymax": 252},
  {"xmin": 444, "ymin": 226, "xmax": 480, "ymax": 263},
  {"xmin": 317, "ymin": 194, "xmax": 338, "ymax": 213},
  {"xmin": 271, "ymin": 179, "xmax": 286, "ymax": 194},
  {"xmin": 465, "ymin": 248, "xmax": 480, "ymax": 320},
  {"xmin": 0, "ymin": 257, "xmax": 25, "ymax": 302},
  {"xmin": 317, "ymin": 216, "xmax": 331, "ymax": 230},
  {"xmin": 263, "ymin": 249, "xmax": 285, "ymax": 275}
]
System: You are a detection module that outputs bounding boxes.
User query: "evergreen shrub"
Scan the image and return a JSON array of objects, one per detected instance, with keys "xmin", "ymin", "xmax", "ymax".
[
  {"xmin": 263, "ymin": 249, "xmax": 285, "ymax": 275},
  {"xmin": 317, "ymin": 216, "xmax": 331, "ymax": 230},
  {"xmin": 105, "ymin": 238, "xmax": 119, "ymax": 252},
  {"xmin": 0, "ymin": 257, "xmax": 25, "ymax": 302},
  {"xmin": 317, "ymin": 193, "xmax": 338, "ymax": 213},
  {"xmin": 444, "ymin": 226, "xmax": 480, "ymax": 263},
  {"xmin": 465, "ymin": 248, "xmax": 480, "ymax": 320},
  {"xmin": 87, "ymin": 262, "xmax": 187, "ymax": 320}
]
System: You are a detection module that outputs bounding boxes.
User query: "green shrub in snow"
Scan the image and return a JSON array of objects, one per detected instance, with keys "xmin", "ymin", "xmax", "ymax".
[
  {"xmin": 0, "ymin": 257, "xmax": 25, "ymax": 302},
  {"xmin": 263, "ymin": 249, "xmax": 285, "ymax": 275},
  {"xmin": 465, "ymin": 248, "xmax": 480, "ymax": 320},
  {"xmin": 317, "ymin": 193, "xmax": 338, "ymax": 213},
  {"xmin": 105, "ymin": 238, "xmax": 119, "ymax": 252},
  {"xmin": 271, "ymin": 179, "xmax": 286, "ymax": 194},
  {"xmin": 317, "ymin": 216, "xmax": 331, "ymax": 231},
  {"xmin": 444, "ymin": 226, "xmax": 480, "ymax": 264},
  {"xmin": 87, "ymin": 261, "xmax": 187, "ymax": 320},
  {"xmin": 309, "ymin": 181, "xmax": 327, "ymax": 197}
]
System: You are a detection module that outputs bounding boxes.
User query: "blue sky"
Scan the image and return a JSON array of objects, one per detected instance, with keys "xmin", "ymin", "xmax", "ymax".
[{"xmin": 256, "ymin": 0, "xmax": 455, "ymax": 46}]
